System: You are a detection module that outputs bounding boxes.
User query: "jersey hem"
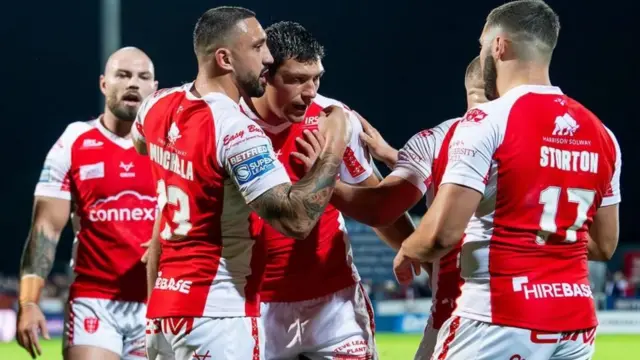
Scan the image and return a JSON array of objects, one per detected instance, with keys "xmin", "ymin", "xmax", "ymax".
[
  {"xmin": 146, "ymin": 310, "xmax": 258, "ymax": 319},
  {"xmin": 454, "ymin": 309, "xmax": 598, "ymax": 332},
  {"xmin": 243, "ymin": 175, "xmax": 291, "ymax": 203},
  {"xmin": 69, "ymin": 288, "xmax": 147, "ymax": 303},
  {"xmin": 600, "ymin": 196, "xmax": 621, "ymax": 207},
  {"xmin": 390, "ymin": 167, "xmax": 427, "ymax": 195},
  {"xmin": 440, "ymin": 176, "xmax": 485, "ymax": 194},
  {"xmin": 344, "ymin": 168, "xmax": 374, "ymax": 186},
  {"xmin": 260, "ymin": 277, "xmax": 357, "ymax": 303}
]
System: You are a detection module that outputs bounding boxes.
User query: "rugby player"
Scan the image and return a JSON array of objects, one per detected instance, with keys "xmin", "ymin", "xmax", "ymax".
[
  {"xmin": 239, "ymin": 21, "xmax": 415, "ymax": 359},
  {"xmin": 18, "ymin": 47, "xmax": 158, "ymax": 360},
  {"xmin": 395, "ymin": 1, "xmax": 621, "ymax": 358},
  {"xmin": 133, "ymin": 8, "xmax": 353, "ymax": 360}
]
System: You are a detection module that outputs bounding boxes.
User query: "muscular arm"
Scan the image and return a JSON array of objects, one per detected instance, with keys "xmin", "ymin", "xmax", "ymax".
[
  {"xmin": 401, "ymin": 184, "xmax": 482, "ymax": 263},
  {"xmin": 587, "ymin": 204, "xmax": 619, "ymax": 261},
  {"xmin": 249, "ymin": 151, "xmax": 342, "ymax": 240},
  {"xmin": 19, "ymin": 196, "xmax": 69, "ymax": 304},
  {"xmin": 332, "ymin": 175, "xmax": 422, "ymax": 228},
  {"xmin": 351, "ymin": 171, "xmax": 416, "ymax": 251}
]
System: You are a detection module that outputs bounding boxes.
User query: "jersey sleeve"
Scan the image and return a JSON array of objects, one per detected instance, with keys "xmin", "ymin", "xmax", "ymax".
[
  {"xmin": 389, "ymin": 131, "xmax": 437, "ymax": 195},
  {"xmin": 218, "ymin": 114, "xmax": 291, "ymax": 203},
  {"xmin": 601, "ymin": 127, "xmax": 621, "ymax": 207},
  {"xmin": 339, "ymin": 111, "xmax": 374, "ymax": 184},
  {"xmin": 441, "ymin": 108, "xmax": 501, "ymax": 194},
  {"xmin": 34, "ymin": 124, "xmax": 83, "ymax": 200}
]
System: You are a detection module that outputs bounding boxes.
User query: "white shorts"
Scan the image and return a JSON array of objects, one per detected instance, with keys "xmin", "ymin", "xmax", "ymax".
[
  {"xmin": 63, "ymin": 297, "xmax": 146, "ymax": 359},
  {"xmin": 145, "ymin": 316, "xmax": 265, "ymax": 360},
  {"xmin": 260, "ymin": 283, "xmax": 377, "ymax": 360},
  {"xmin": 414, "ymin": 317, "xmax": 438, "ymax": 360},
  {"xmin": 432, "ymin": 316, "xmax": 597, "ymax": 360}
]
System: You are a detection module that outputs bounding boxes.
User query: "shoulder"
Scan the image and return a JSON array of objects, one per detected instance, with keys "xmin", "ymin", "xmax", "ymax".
[
  {"xmin": 406, "ymin": 118, "xmax": 460, "ymax": 146},
  {"xmin": 140, "ymin": 85, "xmax": 191, "ymax": 120},
  {"xmin": 144, "ymin": 85, "xmax": 188, "ymax": 108},
  {"xmin": 199, "ymin": 95, "xmax": 268, "ymax": 151},
  {"xmin": 58, "ymin": 120, "xmax": 98, "ymax": 146},
  {"xmin": 431, "ymin": 117, "xmax": 461, "ymax": 138},
  {"xmin": 312, "ymin": 93, "xmax": 346, "ymax": 109}
]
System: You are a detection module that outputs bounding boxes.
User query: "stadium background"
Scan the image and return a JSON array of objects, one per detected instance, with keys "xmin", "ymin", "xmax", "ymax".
[{"xmin": 0, "ymin": 0, "xmax": 637, "ymax": 358}]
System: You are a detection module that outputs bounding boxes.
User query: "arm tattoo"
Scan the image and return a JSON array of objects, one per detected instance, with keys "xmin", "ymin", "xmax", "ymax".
[
  {"xmin": 20, "ymin": 227, "xmax": 59, "ymax": 278},
  {"xmin": 251, "ymin": 152, "xmax": 342, "ymax": 239}
]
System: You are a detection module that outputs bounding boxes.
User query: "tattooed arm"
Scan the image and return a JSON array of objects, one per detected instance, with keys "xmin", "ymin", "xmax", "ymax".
[
  {"xmin": 224, "ymin": 106, "xmax": 350, "ymax": 240},
  {"xmin": 249, "ymin": 152, "xmax": 342, "ymax": 239},
  {"xmin": 20, "ymin": 197, "xmax": 69, "ymax": 287}
]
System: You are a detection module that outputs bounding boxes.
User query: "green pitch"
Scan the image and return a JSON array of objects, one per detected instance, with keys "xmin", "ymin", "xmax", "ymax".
[{"xmin": 0, "ymin": 334, "xmax": 638, "ymax": 359}]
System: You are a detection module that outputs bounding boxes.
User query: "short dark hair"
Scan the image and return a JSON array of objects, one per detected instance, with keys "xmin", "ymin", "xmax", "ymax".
[
  {"xmin": 486, "ymin": 0, "xmax": 560, "ymax": 57},
  {"xmin": 465, "ymin": 56, "xmax": 482, "ymax": 83},
  {"xmin": 193, "ymin": 6, "xmax": 255, "ymax": 56},
  {"xmin": 265, "ymin": 21, "xmax": 325, "ymax": 74}
]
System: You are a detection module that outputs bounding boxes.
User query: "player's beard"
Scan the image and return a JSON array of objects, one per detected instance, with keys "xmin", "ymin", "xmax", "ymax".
[
  {"xmin": 483, "ymin": 54, "xmax": 499, "ymax": 101},
  {"xmin": 106, "ymin": 95, "xmax": 138, "ymax": 122},
  {"xmin": 237, "ymin": 70, "xmax": 266, "ymax": 98}
]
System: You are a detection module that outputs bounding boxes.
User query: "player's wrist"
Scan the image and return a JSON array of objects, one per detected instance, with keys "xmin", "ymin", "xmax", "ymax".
[
  {"xmin": 19, "ymin": 275, "xmax": 45, "ymax": 307},
  {"xmin": 381, "ymin": 148, "xmax": 398, "ymax": 169}
]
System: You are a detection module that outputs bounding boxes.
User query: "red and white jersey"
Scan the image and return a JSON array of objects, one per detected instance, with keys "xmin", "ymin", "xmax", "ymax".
[
  {"xmin": 442, "ymin": 85, "xmax": 622, "ymax": 332},
  {"xmin": 239, "ymin": 94, "xmax": 372, "ymax": 302},
  {"xmin": 390, "ymin": 118, "xmax": 463, "ymax": 330},
  {"xmin": 34, "ymin": 119, "xmax": 156, "ymax": 302},
  {"xmin": 132, "ymin": 84, "xmax": 290, "ymax": 318}
]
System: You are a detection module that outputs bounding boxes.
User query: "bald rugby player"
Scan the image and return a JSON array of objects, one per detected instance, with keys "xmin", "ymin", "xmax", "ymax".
[{"xmin": 17, "ymin": 47, "xmax": 159, "ymax": 360}]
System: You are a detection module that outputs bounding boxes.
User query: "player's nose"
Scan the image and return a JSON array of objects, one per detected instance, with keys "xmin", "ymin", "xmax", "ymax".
[
  {"xmin": 263, "ymin": 47, "xmax": 274, "ymax": 65},
  {"xmin": 301, "ymin": 83, "xmax": 317, "ymax": 102}
]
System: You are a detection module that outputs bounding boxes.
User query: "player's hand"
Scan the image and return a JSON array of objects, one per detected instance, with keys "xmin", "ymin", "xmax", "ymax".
[
  {"xmin": 291, "ymin": 129, "xmax": 325, "ymax": 172},
  {"xmin": 355, "ymin": 111, "xmax": 398, "ymax": 168},
  {"xmin": 141, "ymin": 240, "xmax": 151, "ymax": 264},
  {"xmin": 319, "ymin": 105, "xmax": 352, "ymax": 147},
  {"xmin": 16, "ymin": 303, "xmax": 50, "ymax": 359},
  {"xmin": 393, "ymin": 249, "xmax": 421, "ymax": 286}
]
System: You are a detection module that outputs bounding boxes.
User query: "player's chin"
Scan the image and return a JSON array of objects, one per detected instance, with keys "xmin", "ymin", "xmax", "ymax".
[{"xmin": 285, "ymin": 112, "xmax": 305, "ymax": 124}]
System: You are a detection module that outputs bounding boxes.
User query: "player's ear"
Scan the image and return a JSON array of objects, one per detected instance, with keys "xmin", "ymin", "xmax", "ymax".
[
  {"xmin": 214, "ymin": 48, "xmax": 233, "ymax": 72},
  {"xmin": 493, "ymin": 35, "xmax": 508, "ymax": 61},
  {"xmin": 152, "ymin": 80, "xmax": 159, "ymax": 92},
  {"xmin": 99, "ymin": 74, "xmax": 107, "ymax": 96}
]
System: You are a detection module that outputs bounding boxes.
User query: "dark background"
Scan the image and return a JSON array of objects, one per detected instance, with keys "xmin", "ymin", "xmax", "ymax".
[{"xmin": 1, "ymin": 0, "xmax": 635, "ymax": 274}]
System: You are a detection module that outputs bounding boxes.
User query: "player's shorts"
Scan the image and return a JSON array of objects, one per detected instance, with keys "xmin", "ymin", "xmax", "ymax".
[
  {"xmin": 432, "ymin": 316, "xmax": 597, "ymax": 360},
  {"xmin": 145, "ymin": 316, "xmax": 265, "ymax": 360},
  {"xmin": 260, "ymin": 283, "xmax": 377, "ymax": 360},
  {"xmin": 414, "ymin": 316, "xmax": 439, "ymax": 360},
  {"xmin": 63, "ymin": 297, "xmax": 146, "ymax": 359}
]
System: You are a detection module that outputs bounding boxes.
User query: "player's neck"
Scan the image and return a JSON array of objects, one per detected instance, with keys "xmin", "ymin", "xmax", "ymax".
[
  {"xmin": 250, "ymin": 96, "xmax": 288, "ymax": 126},
  {"xmin": 101, "ymin": 111, "xmax": 132, "ymax": 138},
  {"xmin": 498, "ymin": 64, "xmax": 552, "ymax": 97},
  {"xmin": 194, "ymin": 70, "xmax": 241, "ymax": 103}
]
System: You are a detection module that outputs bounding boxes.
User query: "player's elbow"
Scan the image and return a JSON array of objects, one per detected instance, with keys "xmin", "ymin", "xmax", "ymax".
[
  {"xmin": 433, "ymin": 227, "xmax": 463, "ymax": 250},
  {"xmin": 373, "ymin": 210, "xmax": 406, "ymax": 227},
  {"xmin": 590, "ymin": 237, "xmax": 618, "ymax": 261},
  {"xmin": 589, "ymin": 205, "xmax": 619, "ymax": 261}
]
